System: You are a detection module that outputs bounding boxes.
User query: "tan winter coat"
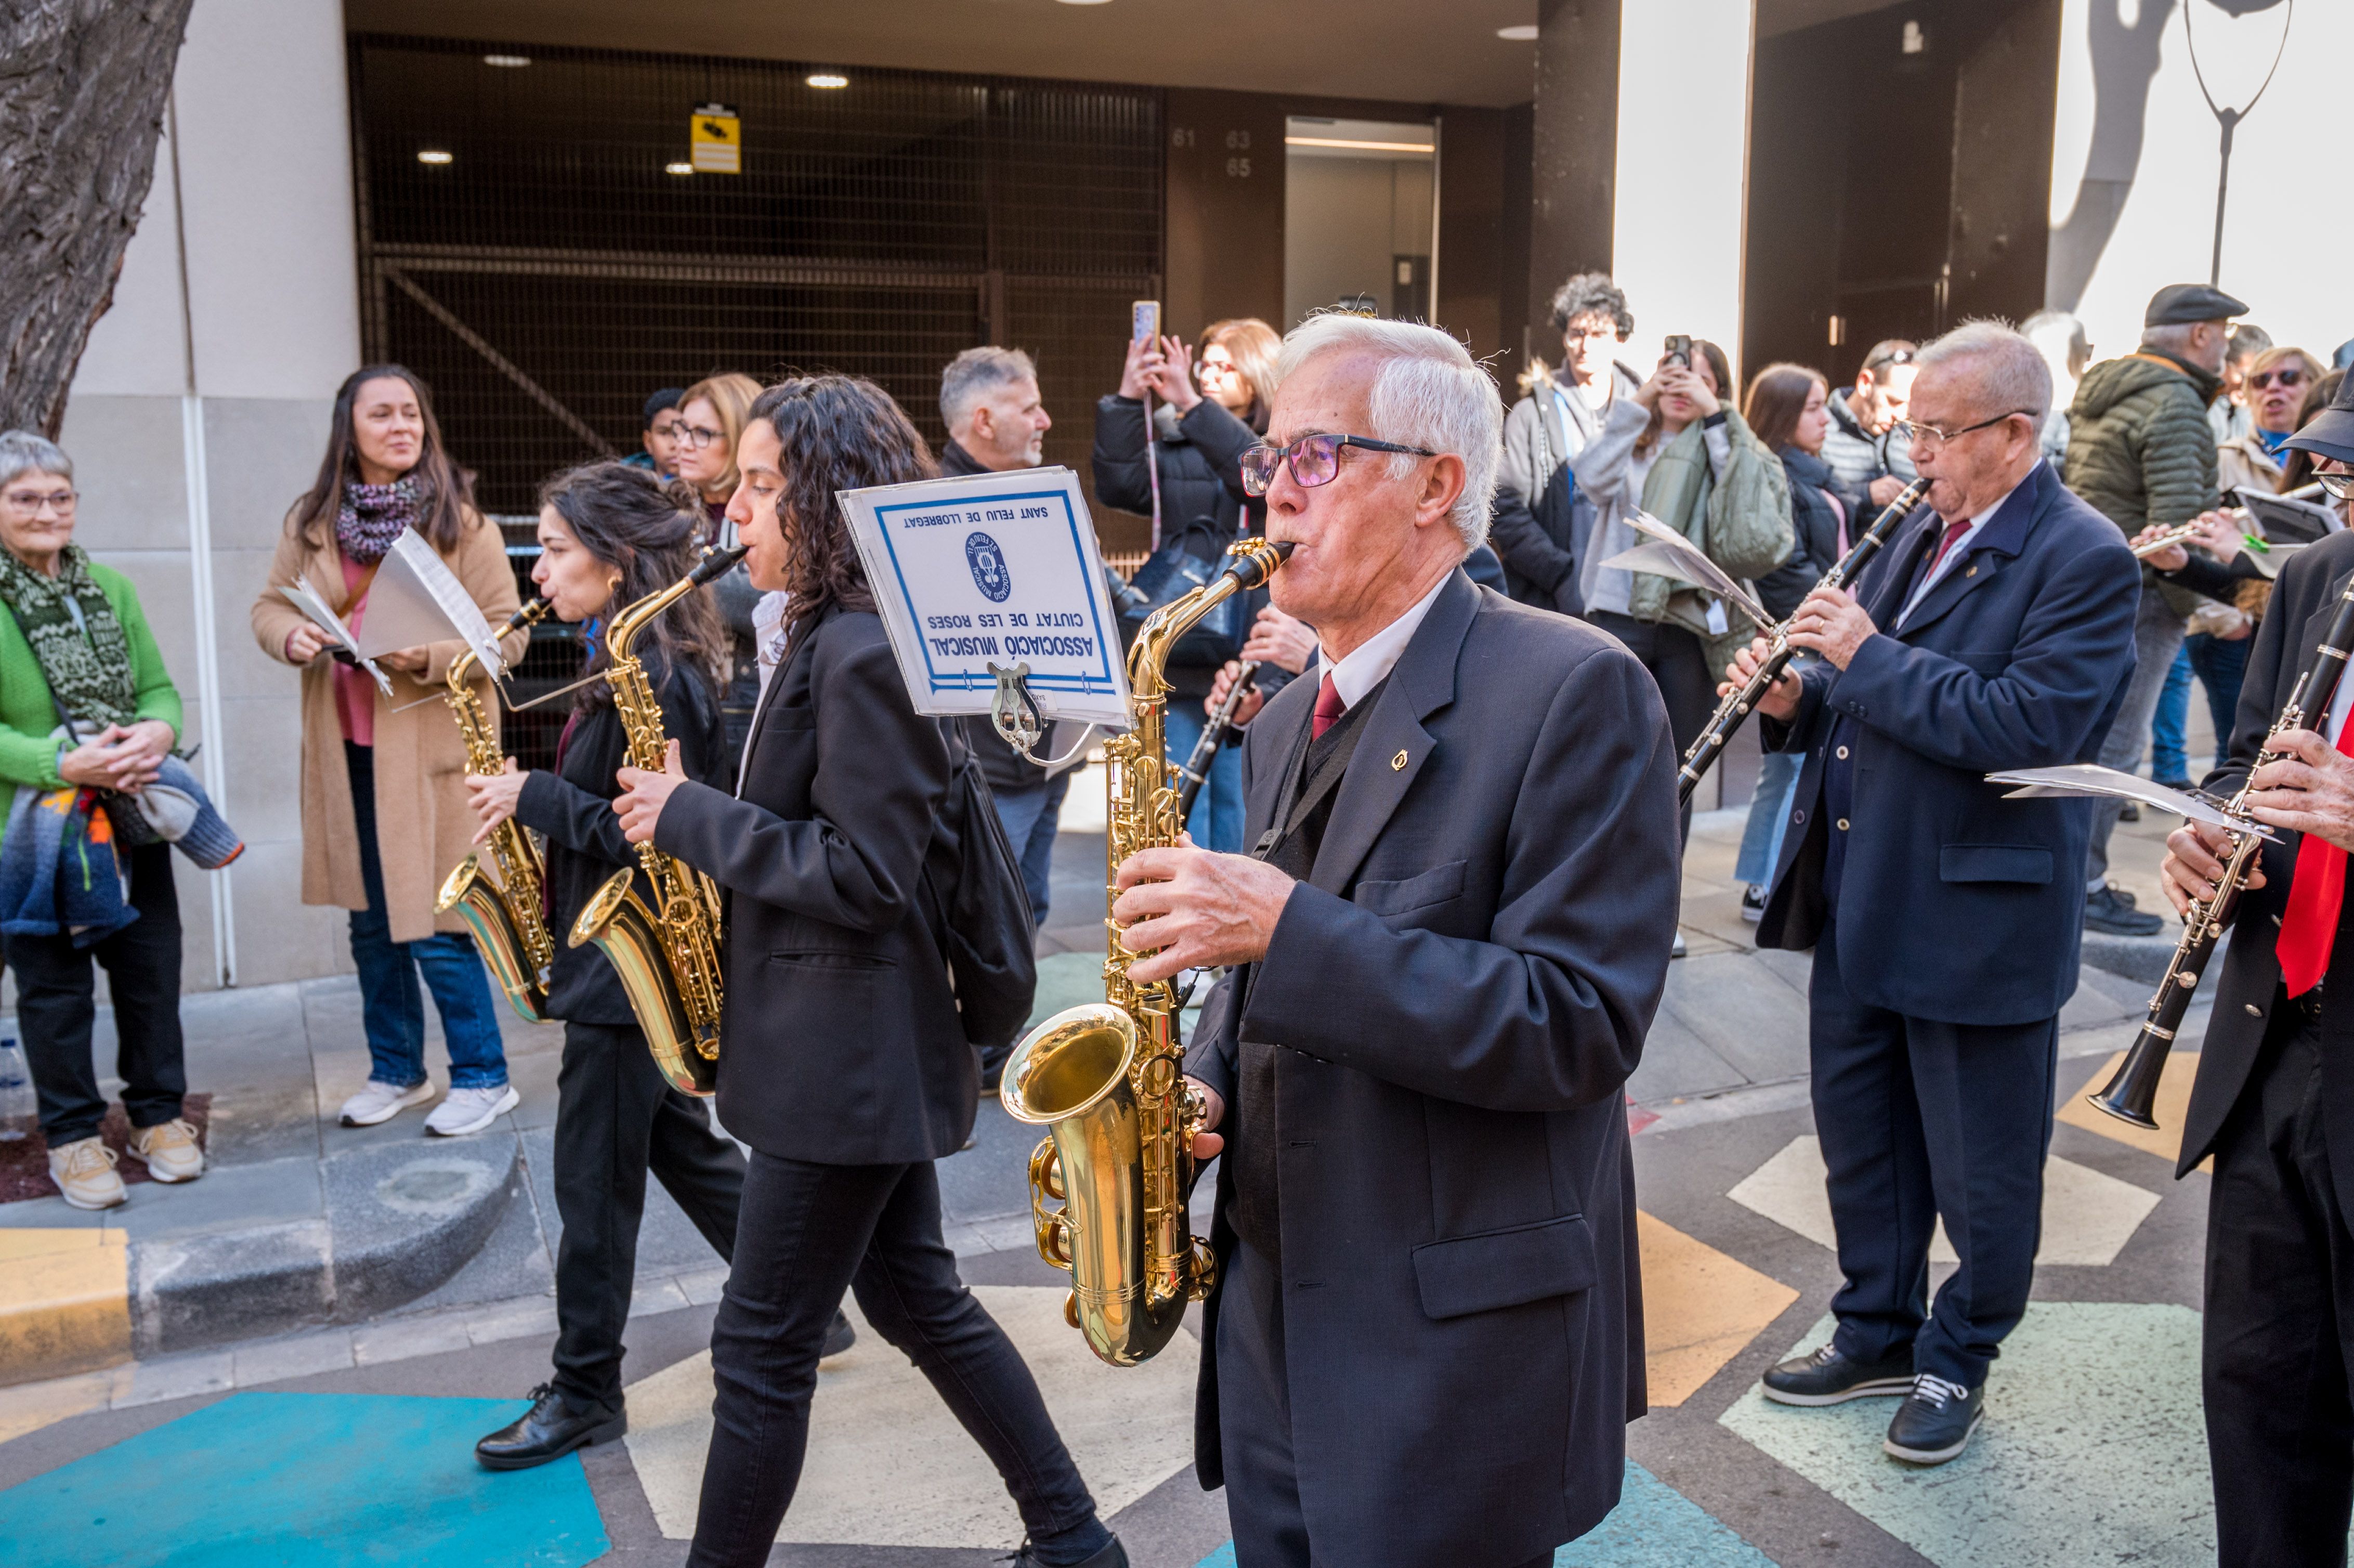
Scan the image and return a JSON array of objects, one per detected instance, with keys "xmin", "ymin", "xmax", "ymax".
[{"xmin": 250, "ymin": 506, "xmax": 526, "ymax": 943}]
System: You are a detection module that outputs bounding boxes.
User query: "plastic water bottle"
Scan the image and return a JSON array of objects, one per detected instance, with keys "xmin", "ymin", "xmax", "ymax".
[{"xmin": 0, "ymin": 1036, "xmax": 34, "ymax": 1141}]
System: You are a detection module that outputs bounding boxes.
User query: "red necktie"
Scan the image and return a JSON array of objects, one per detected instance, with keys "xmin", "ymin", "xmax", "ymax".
[
  {"xmin": 2277, "ymin": 722, "xmax": 2354, "ymax": 996},
  {"xmin": 1312, "ymin": 673, "xmax": 1344, "ymax": 739},
  {"xmin": 1928, "ymin": 517, "xmax": 1972, "ymax": 571}
]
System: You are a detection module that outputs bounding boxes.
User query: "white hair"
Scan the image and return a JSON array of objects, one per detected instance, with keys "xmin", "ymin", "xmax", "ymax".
[
  {"xmin": 1273, "ymin": 313, "xmax": 1501, "ymax": 552},
  {"xmin": 0, "ymin": 429, "xmax": 71, "ymax": 492},
  {"xmin": 1916, "ymin": 319, "xmax": 2052, "ymax": 423}
]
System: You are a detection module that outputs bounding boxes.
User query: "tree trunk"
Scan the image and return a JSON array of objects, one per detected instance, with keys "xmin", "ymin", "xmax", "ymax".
[{"xmin": 1, "ymin": 0, "xmax": 195, "ymax": 439}]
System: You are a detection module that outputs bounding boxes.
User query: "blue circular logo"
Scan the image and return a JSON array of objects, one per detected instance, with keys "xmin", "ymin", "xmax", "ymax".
[{"xmin": 966, "ymin": 532, "xmax": 1012, "ymax": 603}]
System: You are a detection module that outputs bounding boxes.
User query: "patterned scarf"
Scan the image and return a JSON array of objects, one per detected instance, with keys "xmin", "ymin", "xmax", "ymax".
[
  {"xmin": 0, "ymin": 543, "xmax": 137, "ymax": 728},
  {"xmin": 337, "ymin": 476, "xmax": 423, "ymax": 564}
]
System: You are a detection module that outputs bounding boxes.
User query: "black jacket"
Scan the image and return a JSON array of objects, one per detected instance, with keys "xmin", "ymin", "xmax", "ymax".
[
  {"xmin": 2181, "ymin": 529, "xmax": 2354, "ymax": 1213},
  {"xmin": 1755, "ymin": 446, "xmax": 1848, "ymax": 619},
  {"xmin": 655, "ymin": 604, "xmax": 973, "ymax": 1163},
  {"xmin": 1091, "ymin": 394, "xmax": 1261, "ymax": 541},
  {"xmin": 514, "ymin": 651, "xmax": 724, "ymax": 1026},
  {"xmin": 1186, "ymin": 570, "xmax": 1679, "ymax": 1565}
]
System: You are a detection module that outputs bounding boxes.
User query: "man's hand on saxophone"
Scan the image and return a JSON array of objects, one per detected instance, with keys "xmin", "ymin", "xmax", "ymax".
[
  {"xmin": 1109, "ymin": 841, "xmax": 1296, "ymax": 983},
  {"xmin": 464, "ymin": 757, "xmax": 528, "ymax": 846},
  {"xmin": 612, "ymin": 737, "xmax": 691, "ymax": 844}
]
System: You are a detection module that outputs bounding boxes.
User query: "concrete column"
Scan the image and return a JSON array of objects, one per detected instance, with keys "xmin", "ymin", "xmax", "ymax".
[
  {"xmin": 1528, "ymin": 0, "xmax": 1621, "ymax": 363},
  {"xmin": 64, "ymin": 0, "xmax": 362, "ymax": 990},
  {"xmin": 1606, "ymin": 0, "xmax": 1754, "ymax": 378}
]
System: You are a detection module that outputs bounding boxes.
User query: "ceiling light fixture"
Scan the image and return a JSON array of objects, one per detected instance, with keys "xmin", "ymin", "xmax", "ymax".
[
  {"xmin": 806, "ymin": 72, "xmax": 849, "ymax": 88},
  {"xmin": 1496, "ymin": 24, "xmax": 1538, "ymax": 40},
  {"xmin": 665, "ymin": 162, "xmax": 694, "ymax": 176},
  {"xmin": 1054, "ymin": 0, "xmax": 1115, "ymax": 6},
  {"xmin": 417, "ymin": 150, "xmax": 454, "ymax": 165},
  {"xmin": 483, "ymin": 54, "xmax": 530, "ymax": 67},
  {"xmin": 1284, "ymin": 135, "xmax": 1435, "ymax": 154}
]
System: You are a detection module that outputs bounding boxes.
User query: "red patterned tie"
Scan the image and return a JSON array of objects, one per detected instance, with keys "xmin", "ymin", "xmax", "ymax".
[
  {"xmin": 1312, "ymin": 673, "xmax": 1344, "ymax": 739},
  {"xmin": 1928, "ymin": 517, "xmax": 1972, "ymax": 572},
  {"xmin": 2277, "ymin": 722, "xmax": 2354, "ymax": 996}
]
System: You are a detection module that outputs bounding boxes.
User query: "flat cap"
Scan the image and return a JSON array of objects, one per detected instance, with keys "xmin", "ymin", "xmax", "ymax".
[
  {"xmin": 2145, "ymin": 283, "xmax": 2249, "ymax": 327},
  {"xmin": 2284, "ymin": 369, "xmax": 2354, "ymax": 466}
]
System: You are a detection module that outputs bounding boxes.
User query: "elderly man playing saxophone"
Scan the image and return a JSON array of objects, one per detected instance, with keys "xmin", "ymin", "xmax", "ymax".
[{"xmin": 1109, "ymin": 313, "xmax": 1682, "ymax": 1568}]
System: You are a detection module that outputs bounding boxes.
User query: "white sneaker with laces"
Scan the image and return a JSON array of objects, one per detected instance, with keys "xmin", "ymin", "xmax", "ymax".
[
  {"xmin": 426, "ymin": 1083, "xmax": 520, "ymax": 1137},
  {"xmin": 127, "ymin": 1118, "xmax": 206, "ymax": 1182},
  {"xmin": 48, "ymin": 1136, "xmax": 127, "ymax": 1210},
  {"xmin": 339, "ymin": 1079, "xmax": 436, "ymax": 1127}
]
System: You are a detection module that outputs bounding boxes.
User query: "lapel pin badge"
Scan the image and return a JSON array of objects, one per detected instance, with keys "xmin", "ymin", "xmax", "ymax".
[{"xmin": 1391, "ymin": 750, "xmax": 1408, "ymax": 771}]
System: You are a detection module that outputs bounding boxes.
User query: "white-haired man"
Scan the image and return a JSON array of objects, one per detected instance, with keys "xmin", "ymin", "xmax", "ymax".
[
  {"xmin": 1110, "ymin": 315, "xmax": 1682, "ymax": 1566},
  {"xmin": 1736, "ymin": 321, "xmax": 2140, "ymax": 1464}
]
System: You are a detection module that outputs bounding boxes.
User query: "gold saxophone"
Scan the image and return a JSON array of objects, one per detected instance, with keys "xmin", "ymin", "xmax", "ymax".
[
  {"xmin": 1002, "ymin": 535, "xmax": 1292, "ymax": 1366},
  {"xmin": 436, "ymin": 598, "xmax": 556, "ymax": 1023},
  {"xmin": 568, "ymin": 546, "xmax": 746, "ymax": 1097}
]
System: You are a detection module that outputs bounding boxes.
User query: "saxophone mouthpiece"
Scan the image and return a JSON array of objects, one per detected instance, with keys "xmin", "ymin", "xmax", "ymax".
[
  {"xmin": 688, "ymin": 543, "xmax": 751, "ymax": 587},
  {"xmin": 1222, "ymin": 538, "xmax": 1295, "ymax": 591}
]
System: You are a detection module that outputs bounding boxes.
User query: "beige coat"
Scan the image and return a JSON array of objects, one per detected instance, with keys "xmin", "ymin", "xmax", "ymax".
[{"xmin": 250, "ymin": 507, "xmax": 526, "ymax": 943}]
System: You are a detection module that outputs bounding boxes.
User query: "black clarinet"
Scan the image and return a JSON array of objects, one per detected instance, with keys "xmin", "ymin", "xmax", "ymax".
[
  {"xmin": 1174, "ymin": 661, "xmax": 1259, "ymax": 821},
  {"xmin": 1676, "ymin": 477, "xmax": 1932, "ymax": 806},
  {"xmin": 2088, "ymin": 569, "xmax": 2354, "ymax": 1128}
]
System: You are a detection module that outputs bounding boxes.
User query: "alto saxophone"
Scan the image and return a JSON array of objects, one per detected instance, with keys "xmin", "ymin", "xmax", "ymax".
[
  {"xmin": 1003, "ymin": 536, "xmax": 1292, "ymax": 1367},
  {"xmin": 436, "ymin": 598, "xmax": 556, "ymax": 1023},
  {"xmin": 569, "ymin": 546, "xmax": 746, "ymax": 1097}
]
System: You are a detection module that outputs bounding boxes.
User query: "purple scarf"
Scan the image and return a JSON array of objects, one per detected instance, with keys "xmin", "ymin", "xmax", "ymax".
[{"xmin": 337, "ymin": 477, "xmax": 422, "ymax": 564}]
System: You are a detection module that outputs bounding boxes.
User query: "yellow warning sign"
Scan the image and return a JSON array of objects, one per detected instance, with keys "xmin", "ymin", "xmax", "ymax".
[{"xmin": 690, "ymin": 104, "xmax": 740, "ymax": 174}]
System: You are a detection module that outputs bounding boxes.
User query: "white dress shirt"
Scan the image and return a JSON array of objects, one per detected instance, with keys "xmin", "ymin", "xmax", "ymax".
[
  {"xmin": 1896, "ymin": 478, "xmax": 2024, "ymax": 629},
  {"xmin": 1317, "ymin": 570, "xmax": 1451, "ymax": 713}
]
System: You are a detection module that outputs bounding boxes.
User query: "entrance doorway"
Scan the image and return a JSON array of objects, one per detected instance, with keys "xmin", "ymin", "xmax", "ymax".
[{"xmin": 1283, "ymin": 116, "xmax": 1437, "ymax": 327}]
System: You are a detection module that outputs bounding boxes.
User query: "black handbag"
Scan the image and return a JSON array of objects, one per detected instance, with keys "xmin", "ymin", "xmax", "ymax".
[{"xmin": 920, "ymin": 721, "xmax": 1040, "ymax": 1051}]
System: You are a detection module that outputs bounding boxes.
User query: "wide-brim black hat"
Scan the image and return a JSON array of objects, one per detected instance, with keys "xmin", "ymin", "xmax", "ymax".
[{"xmin": 2285, "ymin": 371, "xmax": 2354, "ymax": 466}]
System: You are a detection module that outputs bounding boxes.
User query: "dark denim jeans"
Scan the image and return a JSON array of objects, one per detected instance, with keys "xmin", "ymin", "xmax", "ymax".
[
  {"xmin": 343, "ymin": 742, "xmax": 508, "ymax": 1090},
  {"xmin": 1166, "ymin": 701, "xmax": 1245, "ymax": 854}
]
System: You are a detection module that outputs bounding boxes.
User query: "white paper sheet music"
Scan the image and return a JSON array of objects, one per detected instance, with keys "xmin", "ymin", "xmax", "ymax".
[
  {"xmin": 277, "ymin": 576, "xmax": 393, "ymax": 696},
  {"xmin": 360, "ymin": 531, "xmax": 504, "ymax": 677}
]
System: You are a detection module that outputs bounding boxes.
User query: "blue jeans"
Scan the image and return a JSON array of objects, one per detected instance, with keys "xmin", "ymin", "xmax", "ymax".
[
  {"xmin": 2150, "ymin": 644, "xmax": 2193, "ymax": 782},
  {"xmin": 2187, "ymin": 632, "xmax": 2250, "ymax": 773},
  {"xmin": 1734, "ymin": 749, "xmax": 1803, "ymax": 887},
  {"xmin": 344, "ymin": 742, "xmax": 508, "ymax": 1091},
  {"xmin": 989, "ymin": 769, "xmax": 1071, "ymax": 928},
  {"xmin": 1163, "ymin": 702, "xmax": 1245, "ymax": 854}
]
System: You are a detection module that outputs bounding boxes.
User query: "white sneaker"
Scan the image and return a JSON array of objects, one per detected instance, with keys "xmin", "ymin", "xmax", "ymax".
[
  {"xmin": 48, "ymin": 1136, "xmax": 127, "ymax": 1210},
  {"xmin": 339, "ymin": 1079, "xmax": 435, "ymax": 1127},
  {"xmin": 425, "ymin": 1083, "xmax": 519, "ymax": 1137},
  {"xmin": 127, "ymin": 1118, "xmax": 206, "ymax": 1183}
]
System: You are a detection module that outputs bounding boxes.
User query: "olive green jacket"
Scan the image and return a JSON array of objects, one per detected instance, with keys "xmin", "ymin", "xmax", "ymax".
[
  {"xmin": 2062, "ymin": 350, "xmax": 2222, "ymax": 617},
  {"xmin": 1630, "ymin": 409, "xmax": 1794, "ymax": 675}
]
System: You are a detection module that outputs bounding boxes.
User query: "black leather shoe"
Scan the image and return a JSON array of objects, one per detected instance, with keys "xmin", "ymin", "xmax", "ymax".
[
  {"xmin": 1761, "ymin": 1342, "xmax": 1916, "ymax": 1406},
  {"xmin": 475, "ymin": 1383, "xmax": 625, "ymax": 1470},
  {"xmin": 2085, "ymin": 884, "xmax": 2162, "ymax": 936},
  {"xmin": 821, "ymin": 1311, "xmax": 857, "ymax": 1360},
  {"xmin": 998, "ymin": 1537, "xmax": 1127, "ymax": 1568},
  {"xmin": 1884, "ymin": 1373, "xmax": 1984, "ymax": 1464}
]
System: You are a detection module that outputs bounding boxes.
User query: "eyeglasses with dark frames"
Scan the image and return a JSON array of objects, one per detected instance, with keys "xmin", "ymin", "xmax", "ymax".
[
  {"xmin": 1238, "ymin": 433, "xmax": 1436, "ymax": 496},
  {"xmin": 1890, "ymin": 410, "xmax": 2035, "ymax": 449},
  {"xmin": 2317, "ymin": 470, "xmax": 2354, "ymax": 503},
  {"xmin": 674, "ymin": 422, "xmax": 725, "ymax": 450}
]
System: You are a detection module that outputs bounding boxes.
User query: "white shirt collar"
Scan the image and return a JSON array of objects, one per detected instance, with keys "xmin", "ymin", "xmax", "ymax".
[
  {"xmin": 1318, "ymin": 571, "xmax": 1451, "ymax": 713},
  {"xmin": 1897, "ymin": 476, "xmax": 2026, "ymax": 625}
]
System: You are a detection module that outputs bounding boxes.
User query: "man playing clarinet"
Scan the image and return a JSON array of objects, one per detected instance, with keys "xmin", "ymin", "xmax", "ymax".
[
  {"xmin": 1734, "ymin": 321, "xmax": 2139, "ymax": 1464},
  {"xmin": 2160, "ymin": 372, "xmax": 2354, "ymax": 1566}
]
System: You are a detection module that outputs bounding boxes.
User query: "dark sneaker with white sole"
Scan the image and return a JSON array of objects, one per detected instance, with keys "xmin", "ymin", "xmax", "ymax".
[
  {"xmin": 1761, "ymin": 1342, "xmax": 1916, "ymax": 1406},
  {"xmin": 1884, "ymin": 1373, "xmax": 1983, "ymax": 1464}
]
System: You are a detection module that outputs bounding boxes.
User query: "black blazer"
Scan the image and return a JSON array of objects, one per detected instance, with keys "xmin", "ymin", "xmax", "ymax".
[
  {"xmin": 1757, "ymin": 461, "xmax": 2142, "ymax": 1025},
  {"xmin": 514, "ymin": 650, "xmax": 724, "ymax": 1025},
  {"xmin": 653, "ymin": 605, "xmax": 974, "ymax": 1163},
  {"xmin": 2181, "ymin": 529, "xmax": 2354, "ymax": 1209},
  {"xmin": 1185, "ymin": 570, "xmax": 1681, "ymax": 1566}
]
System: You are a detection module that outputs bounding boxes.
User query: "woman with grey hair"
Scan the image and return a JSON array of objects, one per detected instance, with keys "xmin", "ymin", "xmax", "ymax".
[{"xmin": 0, "ymin": 430, "xmax": 205, "ymax": 1210}]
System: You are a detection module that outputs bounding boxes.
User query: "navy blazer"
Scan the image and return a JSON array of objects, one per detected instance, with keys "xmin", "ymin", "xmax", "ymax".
[
  {"xmin": 1756, "ymin": 460, "xmax": 2141, "ymax": 1025},
  {"xmin": 1185, "ymin": 570, "xmax": 1681, "ymax": 1566}
]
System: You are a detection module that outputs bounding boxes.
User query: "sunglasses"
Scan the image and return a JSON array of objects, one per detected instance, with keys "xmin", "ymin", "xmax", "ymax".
[
  {"xmin": 2250, "ymin": 369, "xmax": 2308, "ymax": 391},
  {"xmin": 1239, "ymin": 433, "xmax": 1435, "ymax": 497}
]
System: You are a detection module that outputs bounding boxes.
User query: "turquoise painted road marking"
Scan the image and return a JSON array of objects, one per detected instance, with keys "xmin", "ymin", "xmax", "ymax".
[
  {"xmin": 0, "ymin": 1390, "xmax": 608, "ymax": 1568},
  {"xmin": 1192, "ymin": 1461, "xmax": 1778, "ymax": 1566}
]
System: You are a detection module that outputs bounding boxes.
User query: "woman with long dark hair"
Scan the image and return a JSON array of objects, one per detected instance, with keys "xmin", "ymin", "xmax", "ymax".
[
  {"xmin": 612, "ymin": 376, "xmax": 1126, "ymax": 1568},
  {"xmin": 459, "ymin": 462, "xmax": 854, "ymax": 1468},
  {"xmin": 252, "ymin": 365, "xmax": 528, "ymax": 1136}
]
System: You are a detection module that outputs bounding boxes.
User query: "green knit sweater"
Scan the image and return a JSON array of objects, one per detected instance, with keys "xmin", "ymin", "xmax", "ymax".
[{"xmin": 0, "ymin": 560, "xmax": 182, "ymax": 850}]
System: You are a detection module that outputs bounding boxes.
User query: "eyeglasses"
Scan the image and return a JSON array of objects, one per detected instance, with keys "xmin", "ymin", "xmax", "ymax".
[
  {"xmin": 1238, "ymin": 433, "xmax": 1435, "ymax": 496},
  {"xmin": 2317, "ymin": 471, "xmax": 2354, "ymax": 502},
  {"xmin": 2, "ymin": 488, "xmax": 76, "ymax": 516},
  {"xmin": 1890, "ymin": 411, "xmax": 2034, "ymax": 449},
  {"xmin": 2250, "ymin": 369, "xmax": 2309, "ymax": 391},
  {"xmin": 674, "ymin": 422, "xmax": 724, "ymax": 450}
]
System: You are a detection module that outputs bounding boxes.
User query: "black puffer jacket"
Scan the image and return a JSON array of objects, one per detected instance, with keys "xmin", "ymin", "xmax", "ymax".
[
  {"xmin": 1091, "ymin": 395, "xmax": 1262, "ymax": 540},
  {"xmin": 1756, "ymin": 447, "xmax": 1847, "ymax": 619}
]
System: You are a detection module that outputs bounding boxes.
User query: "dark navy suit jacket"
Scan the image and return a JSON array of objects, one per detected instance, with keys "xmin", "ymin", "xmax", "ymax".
[
  {"xmin": 1185, "ymin": 569, "xmax": 1681, "ymax": 1566},
  {"xmin": 1756, "ymin": 460, "xmax": 2141, "ymax": 1025}
]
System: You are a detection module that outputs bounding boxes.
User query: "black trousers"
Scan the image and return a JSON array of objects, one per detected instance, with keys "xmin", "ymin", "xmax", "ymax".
[
  {"xmin": 2205, "ymin": 1008, "xmax": 2354, "ymax": 1566},
  {"xmin": 2, "ymin": 841, "xmax": 184, "ymax": 1146},
  {"xmin": 687, "ymin": 1152, "xmax": 1101, "ymax": 1567},
  {"xmin": 551, "ymin": 1020, "xmax": 744, "ymax": 1409},
  {"xmin": 1588, "ymin": 610, "xmax": 1713, "ymax": 839},
  {"xmin": 1215, "ymin": 1239, "xmax": 1554, "ymax": 1568},
  {"xmin": 1809, "ymin": 913, "xmax": 2057, "ymax": 1388}
]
